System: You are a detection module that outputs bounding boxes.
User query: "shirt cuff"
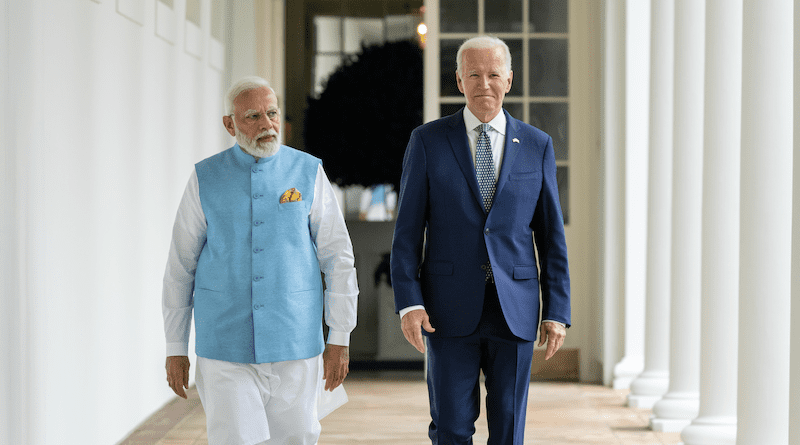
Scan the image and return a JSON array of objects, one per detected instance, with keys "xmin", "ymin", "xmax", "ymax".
[
  {"xmin": 327, "ymin": 330, "xmax": 351, "ymax": 347},
  {"xmin": 399, "ymin": 305, "xmax": 426, "ymax": 319},
  {"xmin": 166, "ymin": 342, "xmax": 189, "ymax": 357}
]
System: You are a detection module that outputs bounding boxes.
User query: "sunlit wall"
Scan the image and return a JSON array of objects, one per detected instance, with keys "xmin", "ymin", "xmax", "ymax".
[{"xmin": 1, "ymin": 1, "xmax": 231, "ymax": 443}]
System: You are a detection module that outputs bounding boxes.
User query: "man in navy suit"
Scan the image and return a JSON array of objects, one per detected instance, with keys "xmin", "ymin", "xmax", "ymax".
[{"xmin": 390, "ymin": 36, "xmax": 571, "ymax": 444}]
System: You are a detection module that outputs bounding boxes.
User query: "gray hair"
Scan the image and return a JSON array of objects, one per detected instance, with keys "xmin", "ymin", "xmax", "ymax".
[
  {"xmin": 224, "ymin": 76, "xmax": 274, "ymax": 116},
  {"xmin": 456, "ymin": 36, "xmax": 512, "ymax": 79}
]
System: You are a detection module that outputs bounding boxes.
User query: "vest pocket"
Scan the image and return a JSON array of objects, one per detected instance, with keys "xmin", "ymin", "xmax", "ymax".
[{"xmin": 278, "ymin": 201, "xmax": 307, "ymax": 212}]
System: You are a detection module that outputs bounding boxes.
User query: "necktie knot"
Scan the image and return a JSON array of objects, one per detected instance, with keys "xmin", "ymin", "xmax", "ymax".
[{"xmin": 477, "ymin": 123, "xmax": 491, "ymax": 134}]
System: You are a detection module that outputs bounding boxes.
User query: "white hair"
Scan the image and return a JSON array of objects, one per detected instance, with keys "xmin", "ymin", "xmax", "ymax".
[
  {"xmin": 456, "ymin": 36, "xmax": 512, "ymax": 79},
  {"xmin": 224, "ymin": 76, "xmax": 274, "ymax": 116}
]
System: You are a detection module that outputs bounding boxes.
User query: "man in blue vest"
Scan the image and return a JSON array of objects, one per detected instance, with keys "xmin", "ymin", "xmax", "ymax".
[{"xmin": 162, "ymin": 76, "xmax": 359, "ymax": 445}]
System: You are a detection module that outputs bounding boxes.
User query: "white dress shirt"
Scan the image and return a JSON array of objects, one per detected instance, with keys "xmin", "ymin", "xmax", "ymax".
[{"xmin": 163, "ymin": 157, "xmax": 359, "ymax": 358}]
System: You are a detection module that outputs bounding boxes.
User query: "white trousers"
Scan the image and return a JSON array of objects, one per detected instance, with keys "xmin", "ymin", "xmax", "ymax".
[{"xmin": 196, "ymin": 354, "xmax": 323, "ymax": 445}]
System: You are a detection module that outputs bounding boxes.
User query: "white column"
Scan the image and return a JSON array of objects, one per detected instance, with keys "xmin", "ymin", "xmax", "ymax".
[
  {"xmin": 650, "ymin": 0, "xmax": 704, "ymax": 432},
  {"xmin": 736, "ymin": 1, "xmax": 794, "ymax": 444},
  {"xmin": 423, "ymin": 0, "xmax": 440, "ymax": 123},
  {"xmin": 602, "ymin": 0, "xmax": 626, "ymax": 387},
  {"xmin": 791, "ymin": 2, "xmax": 800, "ymax": 443},
  {"xmin": 256, "ymin": 0, "xmax": 286, "ymax": 101},
  {"xmin": 627, "ymin": 0, "xmax": 672, "ymax": 409},
  {"xmin": 614, "ymin": 0, "xmax": 650, "ymax": 390},
  {"xmin": 680, "ymin": 0, "xmax": 742, "ymax": 442}
]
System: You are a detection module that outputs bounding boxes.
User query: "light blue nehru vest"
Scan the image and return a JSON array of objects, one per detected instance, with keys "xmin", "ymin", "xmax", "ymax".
[{"xmin": 193, "ymin": 144, "xmax": 324, "ymax": 364}]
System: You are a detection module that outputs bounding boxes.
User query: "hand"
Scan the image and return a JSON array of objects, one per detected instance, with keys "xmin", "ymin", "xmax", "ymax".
[
  {"xmin": 538, "ymin": 321, "xmax": 567, "ymax": 361},
  {"xmin": 165, "ymin": 356, "xmax": 191, "ymax": 399},
  {"xmin": 401, "ymin": 309, "xmax": 435, "ymax": 354},
  {"xmin": 323, "ymin": 344, "xmax": 350, "ymax": 391}
]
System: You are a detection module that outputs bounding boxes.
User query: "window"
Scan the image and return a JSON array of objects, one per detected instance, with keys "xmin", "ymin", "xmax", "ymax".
[{"xmin": 313, "ymin": 14, "xmax": 421, "ymax": 96}]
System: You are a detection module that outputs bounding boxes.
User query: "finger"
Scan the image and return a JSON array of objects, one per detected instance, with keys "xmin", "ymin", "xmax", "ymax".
[
  {"xmin": 328, "ymin": 361, "xmax": 348, "ymax": 391},
  {"xmin": 324, "ymin": 362, "xmax": 336, "ymax": 391},
  {"xmin": 334, "ymin": 363, "xmax": 347, "ymax": 389},
  {"xmin": 170, "ymin": 375, "xmax": 188, "ymax": 399},
  {"xmin": 537, "ymin": 325, "xmax": 547, "ymax": 347},
  {"xmin": 545, "ymin": 340, "xmax": 557, "ymax": 361},
  {"xmin": 326, "ymin": 370, "xmax": 338, "ymax": 391},
  {"xmin": 402, "ymin": 323, "xmax": 425, "ymax": 353},
  {"xmin": 412, "ymin": 330, "xmax": 425, "ymax": 354},
  {"xmin": 422, "ymin": 317, "xmax": 436, "ymax": 333},
  {"xmin": 175, "ymin": 371, "xmax": 188, "ymax": 398},
  {"xmin": 176, "ymin": 383, "xmax": 188, "ymax": 399},
  {"xmin": 545, "ymin": 332, "xmax": 564, "ymax": 361}
]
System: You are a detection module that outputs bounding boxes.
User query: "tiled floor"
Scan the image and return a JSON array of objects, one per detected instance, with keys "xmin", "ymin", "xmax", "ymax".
[{"xmin": 120, "ymin": 371, "xmax": 682, "ymax": 445}]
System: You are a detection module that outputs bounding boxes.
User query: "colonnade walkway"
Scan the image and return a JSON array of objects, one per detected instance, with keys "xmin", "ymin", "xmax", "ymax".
[{"xmin": 120, "ymin": 371, "xmax": 682, "ymax": 445}]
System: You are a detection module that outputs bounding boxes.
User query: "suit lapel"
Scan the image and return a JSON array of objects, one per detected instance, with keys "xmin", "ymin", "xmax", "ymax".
[
  {"xmin": 446, "ymin": 110, "xmax": 483, "ymax": 209},
  {"xmin": 494, "ymin": 109, "xmax": 520, "ymax": 203}
]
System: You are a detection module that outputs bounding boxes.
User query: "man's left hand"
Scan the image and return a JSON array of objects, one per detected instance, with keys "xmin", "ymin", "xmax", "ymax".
[
  {"xmin": 538, "ymin": 321, "xmax": 567, "ymax": 361},
  {"xmin": 323, "ymin": 344, "xmax": 349, "ymax": 391}
]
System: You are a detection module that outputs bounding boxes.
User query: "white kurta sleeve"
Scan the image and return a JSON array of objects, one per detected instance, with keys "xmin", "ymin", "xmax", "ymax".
[
  {"xmin": 309, "ymin": 164, "xmax": 359, "ymax": 347},
  {"xmin": 162, "ymin": 170, "xmax": 207, "ymax": 357}
]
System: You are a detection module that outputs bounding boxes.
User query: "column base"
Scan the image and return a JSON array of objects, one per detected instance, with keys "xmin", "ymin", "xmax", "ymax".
[
  {"xmin": 628, "ymin": 371, "xmax": 669, "ymax": 408},
  {"xmin": 628, "ymin": 393, "xmax": 662, "ymax": 409},
  {"xmin": 651, "ymin": 417, "xmax": 691, "ymax": 432},
  {"xmin": 613, "ymin": 355, "xmax": 644, "ymax": 389},
  {"xmin": 650, "ymin": 391, "xmax": 699, "ymax": 432},
  {"xmin": 680, "ymin": 416, "xmax": 736, "ymax": 445}
]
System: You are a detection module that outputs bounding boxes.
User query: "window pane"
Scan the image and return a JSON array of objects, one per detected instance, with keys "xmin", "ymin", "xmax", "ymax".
[
  {"xmin": 344, "ymin": 18, "xmax": 384, "ymax": 53},
  {"xmin": 185, "ymin": 0, "xmax": 201, "ymax": 25},
  {"xmin": 506, "ymin": 39, "xmax": 523, "ymax": 97},
  {"xmin": 529, "ymin": 103, "xmax": 568, "ymax": 160},
  {"xmin": 440, "ymin": 0, "xmax": 477, "ymax": 33},
  {"xmin": 385, "ymin": 15, "xmax": 418, "ymax": 42},
  {"xmin": 530, "ymin": 0, "xmax": 568, "ymax": 33},
  {"xmin": 486, "ymin": 0, "xmax": 523, "ymax": 33},
  {"xmin": 315, "ymin": 17, "xmax": 342, "ymax": 53},
  {"xmin": 440, "ymin": 39, "xmax": 462, "ymax": 97},
  {"xmin": 557, "ymin": 166, "xmax": 569, "ymax": 225},
  {"xmin": 314, "ymin": 55, "xmax": 343, "ymax": 95},
  {"xmin": 503, "ymin": 103, "xmax": 523, "ymax": 121},
  {"xmin": 441, "ymin": 103, "xmax": 465, "ymax": 118},
  {"xmin": 529, "ymin": 38, "xmax": 568, "ymax": 96},
  {"xmin": 211, "ymin": 0, "xmax": 225, "ymax": 41}
]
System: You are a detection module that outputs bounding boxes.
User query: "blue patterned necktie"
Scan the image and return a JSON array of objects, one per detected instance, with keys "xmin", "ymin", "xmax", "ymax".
[{"xmin": 475, "ymin": 123, "xmax": 496, "ymax": 212}]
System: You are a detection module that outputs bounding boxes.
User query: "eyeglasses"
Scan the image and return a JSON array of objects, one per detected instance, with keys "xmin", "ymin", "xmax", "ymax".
[{"xmin": 231, "ymin": 108, "xmax": 281, "ymax": 123}]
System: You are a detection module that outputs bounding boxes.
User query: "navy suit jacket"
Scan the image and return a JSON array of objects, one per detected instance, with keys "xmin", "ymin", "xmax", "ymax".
[{"xmin": 390, "ymin": 108, "xmax": 571, "ymax": 342}]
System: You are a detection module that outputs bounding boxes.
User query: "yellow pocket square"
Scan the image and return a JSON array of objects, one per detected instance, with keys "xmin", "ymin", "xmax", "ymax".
[{"xmin": 279, "ymin": 188, "xmax": 302, "ymax": 203}]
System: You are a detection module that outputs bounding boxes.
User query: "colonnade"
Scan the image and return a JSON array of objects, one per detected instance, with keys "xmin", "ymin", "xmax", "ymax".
[{"xmin": 606, "ymin": 0, "xmax": 799, "ymax": 442}]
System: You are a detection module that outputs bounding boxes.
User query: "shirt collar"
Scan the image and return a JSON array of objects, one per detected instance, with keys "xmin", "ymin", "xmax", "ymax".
[{"xmin": 463, "ymin": 107, "xmax": 507, "ymax": 136}]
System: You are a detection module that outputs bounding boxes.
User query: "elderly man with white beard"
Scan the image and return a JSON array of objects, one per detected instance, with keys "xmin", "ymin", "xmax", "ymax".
[{"xmin": 162, "ymin": 76, "xmax": 359, "ymax": 445}]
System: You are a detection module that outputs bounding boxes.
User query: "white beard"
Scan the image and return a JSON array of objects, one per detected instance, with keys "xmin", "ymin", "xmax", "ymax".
[{"xmin": 235, "ymin": 124, "xmax": 281, "ymax": 158}]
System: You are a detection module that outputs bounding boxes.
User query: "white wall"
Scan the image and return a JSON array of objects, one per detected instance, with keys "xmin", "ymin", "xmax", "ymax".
[{"xmin": 1, "ymin": 0, "xmax": 231, "ymax": 443}]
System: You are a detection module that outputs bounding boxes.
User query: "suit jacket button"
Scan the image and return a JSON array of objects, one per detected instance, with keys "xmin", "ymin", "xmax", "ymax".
[{"xmin": 484, "ymin": 228, "xmax": 490, "ymax": 234}]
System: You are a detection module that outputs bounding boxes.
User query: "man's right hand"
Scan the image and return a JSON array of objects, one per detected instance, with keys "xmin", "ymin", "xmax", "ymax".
[
  {"xmin": 165, "ymin": 356, "xmax": 191, "ymax": 399},
  {"xmin": 401, "ymin": 309, "xmax": 435, "ymax": 353}
]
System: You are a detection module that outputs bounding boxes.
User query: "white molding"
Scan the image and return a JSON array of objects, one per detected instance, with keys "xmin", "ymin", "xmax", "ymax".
[
  {"xmin": 209, "ymin": 37, "xmax": 225, "ymax": 72},
  {"xmin": 184, "ymin": 19, "xmax": 203, "ymax": 59},
  {"xmin": 117, "ymin": 0, "xmax": 145, "ymax": 26},
  {"xmin": 155, "ymin": 1, "xmax": 176, "ymax": 44}
]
